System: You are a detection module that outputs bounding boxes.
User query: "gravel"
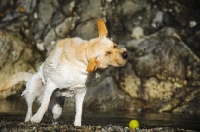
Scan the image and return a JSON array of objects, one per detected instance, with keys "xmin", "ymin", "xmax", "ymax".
[{"xmin": 0, "ymin": 120, "xmax": 196, "ymax": 132}]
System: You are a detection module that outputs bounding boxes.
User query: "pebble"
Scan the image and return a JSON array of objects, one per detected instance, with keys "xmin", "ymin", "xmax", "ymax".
[{"xmin": 0, "ymin": 120, "xmax": 196, "ymax": 132}]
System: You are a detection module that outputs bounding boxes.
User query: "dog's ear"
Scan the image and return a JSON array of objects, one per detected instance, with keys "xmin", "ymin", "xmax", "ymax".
[
  {"xmin": 98, "ymin": 18, "xmax": 108, "ymax": 38},
  {"xmin": 86, "ymin": 57, "xmax": 100, "ymax": 72}
]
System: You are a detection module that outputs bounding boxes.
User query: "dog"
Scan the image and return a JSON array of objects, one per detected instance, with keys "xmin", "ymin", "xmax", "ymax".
[{"xmin": 0, "ymin": 18, "xmax": 128, "ymax": 126}]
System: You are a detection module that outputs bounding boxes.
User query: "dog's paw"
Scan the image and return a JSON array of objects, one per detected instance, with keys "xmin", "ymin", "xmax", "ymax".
[
  {"xmin": 25, "ymin": 113, "xmax": 32, "ymax": 122},
  {"xmin": 74, "ymin": 120, "xmax": 81, "ymax": 126},
  {"xmin": 74, "ymin": 122, "xmax": 81, "ymax": 126},
  {"xmin": 25, "ymin": 119, "xmax": 30, "ymax": 122},
  {"xmin": 30, "ymin": 113, "xmax": 43, "ymax": 123}
]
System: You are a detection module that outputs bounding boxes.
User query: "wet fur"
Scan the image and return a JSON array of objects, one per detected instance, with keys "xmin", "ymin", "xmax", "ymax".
[{"xmin": 0, "ymin": 19, "xmax": 127, "ymax": 126}]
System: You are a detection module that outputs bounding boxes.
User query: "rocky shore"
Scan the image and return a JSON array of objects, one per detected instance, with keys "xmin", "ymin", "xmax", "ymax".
[{"xmin": 0, "ymin": 120, "xmax": 196, "ymax": 132}]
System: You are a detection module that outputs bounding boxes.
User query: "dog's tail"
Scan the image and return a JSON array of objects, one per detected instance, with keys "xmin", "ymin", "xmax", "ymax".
[{"xmin": 0, "ymin": 72, "xmax": 33, "ymax": 92}]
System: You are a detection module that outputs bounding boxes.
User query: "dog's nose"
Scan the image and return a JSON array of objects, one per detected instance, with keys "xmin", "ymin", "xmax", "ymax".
[{"xmin": 122, "ymin": 51, "xmax": 128, "ymax": 59}]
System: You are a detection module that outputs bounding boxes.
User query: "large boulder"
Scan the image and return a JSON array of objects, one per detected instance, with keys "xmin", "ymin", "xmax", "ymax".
[
  {"xmin": 125, "ymin": 27, "xmax": 200, "ymax": 114},
  {"xmin": 84, "ymin": 27, "xmax": 200, "ymax": 114}
]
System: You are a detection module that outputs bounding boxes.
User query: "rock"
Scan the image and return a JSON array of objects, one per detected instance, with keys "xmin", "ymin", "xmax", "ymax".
[
  {"xmin": 84, "ymin": 76, "xmax": 125, "ymax": 110},
  {"xmin": 131, "ymin": 26, "xmax": 144, "ymax": 39},
  {"xmin": 121, "ymin": 0, "xmax": 140, "ymax": 17},
  {"xmin": 72, "ymin": 19, "xmax": 98, "ymax": 40},
  {"xmin": 79, "ymin": 0, "xmax": 102, "ymax": 21},
  {"xmin": 120, "ymin": 27, "xmax": 200, "ymax": 113},
  {"xmin": 158, "ymin": 0, "xmax": 191, "ymax": 27},
  {"xmin": 0, "ymin": 30, "xmax": 43, "ymax": 99}
]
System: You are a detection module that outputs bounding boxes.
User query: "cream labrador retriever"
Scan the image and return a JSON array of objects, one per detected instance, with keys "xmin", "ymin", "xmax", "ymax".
[{"xmin": 0, "ymin": 18, "xmax": 127, "ymax": 126}]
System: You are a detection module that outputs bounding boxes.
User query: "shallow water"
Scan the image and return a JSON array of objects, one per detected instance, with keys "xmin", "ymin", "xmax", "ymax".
[{"xmin": 0, "ymin": 99, "xmax": 200, "ymax": 131}]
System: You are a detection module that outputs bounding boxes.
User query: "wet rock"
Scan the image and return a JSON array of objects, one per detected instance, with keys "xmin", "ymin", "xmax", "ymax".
[
  {"xmin": 0, "ymin": 30, "xmax": 43, "ymax": 99},
  {"xmin": 155, "ymin": 1, "xmax": 191, "ymax": 27},
  {"xmin": 79, "ymin": 0, "xmax": 101, "ymax": 21},
  {"xmin": 84, "ymin": 76, "xmax": 125, "ymax": 110},
  {"xmin": 120, "ymin": 27, "xmax": 200, "ymax": 113},
  {"xmin": 72, "ymin": 18, "xmax": 98, "ymax": 40},
  {"xmin": 121, "ymin": 0, "xmax": 140, "ymax": 17}
]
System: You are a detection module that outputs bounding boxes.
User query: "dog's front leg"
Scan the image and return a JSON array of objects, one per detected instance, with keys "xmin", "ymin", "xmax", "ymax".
[
  {"xmin": 74, "ymin": 89, "xmax": 87, "ymax": 126},
  {"xmin": 30, "ymin": 79, "xmax": 57, "ymax": 123}
]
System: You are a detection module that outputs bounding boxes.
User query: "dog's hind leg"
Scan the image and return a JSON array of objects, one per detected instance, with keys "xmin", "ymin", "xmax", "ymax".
[
  {"xmin": 49, "ymin": 89, "xmax": 65, "ymax": 124},
  {"xmin": 23, "ymin": 73, "xmax": 44, "ymax": 122},
  {"xmin": 30, "ymin": 79, "xmax": 57, "ymax": 123},
  {"xmin": 24, "ymin": 92, "xmax": 35, "ymax": 122}
]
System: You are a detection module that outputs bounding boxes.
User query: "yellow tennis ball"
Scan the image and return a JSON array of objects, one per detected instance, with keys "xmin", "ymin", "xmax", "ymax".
[{"xmin": 129, "ymin": 119, "xmax": 139, "ymax": 129}]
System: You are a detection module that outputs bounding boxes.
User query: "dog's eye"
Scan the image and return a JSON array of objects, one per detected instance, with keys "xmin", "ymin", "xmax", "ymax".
[
  {"xmin": 113, "ymin": 44, "xmax": 117, "ymax": 48},
  {"xmin": 106, "ymin": 51, "xmax": 112, "ymax": 55}
]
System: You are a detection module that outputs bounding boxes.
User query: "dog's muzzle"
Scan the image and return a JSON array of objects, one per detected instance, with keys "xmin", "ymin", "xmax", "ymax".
[{"xmin": 122, "ymin": 51, "xmax": 128, "ymax": 59}]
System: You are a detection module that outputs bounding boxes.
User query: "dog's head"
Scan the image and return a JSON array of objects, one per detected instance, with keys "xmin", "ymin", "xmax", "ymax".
[{"xmin": 86, "ymin": 19, "xmax": 128, "ymax": 72}]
